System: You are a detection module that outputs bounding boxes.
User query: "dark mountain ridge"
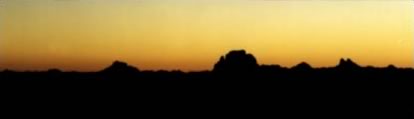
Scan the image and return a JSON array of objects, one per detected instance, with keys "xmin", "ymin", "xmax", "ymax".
[
  {"xmin": 0, "ymin": 50, "xmax": 412, "ymax": 118},
  {"xmin": 1, "ymin": 49, "xmax": 413, "ymax": 79}
]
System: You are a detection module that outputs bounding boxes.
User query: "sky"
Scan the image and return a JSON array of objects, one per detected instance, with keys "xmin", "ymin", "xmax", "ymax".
[{"xmin": 0, "ymin": 0, "xmax": 413, "ymax": 71}]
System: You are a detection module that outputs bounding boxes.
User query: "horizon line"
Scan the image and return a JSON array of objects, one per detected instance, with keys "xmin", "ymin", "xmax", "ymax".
[{"xmin": 1, "ymin": 57, "xmax": 413, "ymax": 72}]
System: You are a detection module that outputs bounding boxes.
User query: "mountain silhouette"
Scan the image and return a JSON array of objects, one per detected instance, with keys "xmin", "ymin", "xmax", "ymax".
[
  {"xmin": 213, "ymin": 50, "xmax": 258, "ymax": 74},
  {"xmin": 387, "ymin": 64, "xmax": 397, "ymax": 70},
  {"xmin": 100, "ymin": 60, "xmax": 140, "ymax": 75},
  {"xmin": 291, "ymin": 62, "xmax": 313, "ymax": 71},
  {"xmin": 336, "ymin": 58, "xmax": 361, "ymax": 70},
  {"xmin": 0, "ymin": 49, "xmax": 413, "ymax": 118}
]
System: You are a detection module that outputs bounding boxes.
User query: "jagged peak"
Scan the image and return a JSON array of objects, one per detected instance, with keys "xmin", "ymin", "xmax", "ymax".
[
  {"xmin": 337, "ymin": 58, "xmax": 360, "ymax": 69},
  {"xmin": 213, "ymin": 50, "xmax": 258, "ymax": 73},
  {"xmin": 340, "ymin": 58, "xmax": 346, "ymax": 63}
]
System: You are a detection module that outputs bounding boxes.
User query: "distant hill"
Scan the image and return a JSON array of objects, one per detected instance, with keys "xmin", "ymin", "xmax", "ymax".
[
  {"xmin": 100, "ymin": 60, "xmax": 140, "ymax": 74},
  {"xmin": 213, "ymin": 50, "xmax": 258, "ymax": 74}
]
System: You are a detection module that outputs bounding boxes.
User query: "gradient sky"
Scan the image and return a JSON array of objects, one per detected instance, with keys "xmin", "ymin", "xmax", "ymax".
[{"xmin": 0, "ymin": 0, "xmax": 413, "ymax": 71}]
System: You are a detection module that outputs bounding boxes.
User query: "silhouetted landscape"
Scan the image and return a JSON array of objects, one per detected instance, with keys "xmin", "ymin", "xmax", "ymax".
[
  {"xmin": 2, "ymin": 50, "xmax": 413, "ymax": 81},
  {"xmin": 0, "ymin": 50, "xmax": 413, "ymax": 118}
]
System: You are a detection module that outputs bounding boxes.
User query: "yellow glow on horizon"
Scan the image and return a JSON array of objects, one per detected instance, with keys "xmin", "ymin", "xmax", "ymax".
[{"xmin": 0, "ymin": 0, "xmax": 413, "ymax": 71}]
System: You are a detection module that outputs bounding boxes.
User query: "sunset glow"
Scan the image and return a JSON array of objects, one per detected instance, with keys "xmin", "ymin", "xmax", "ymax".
[{"xmin": 0, "ymin": 0, "xmax": 413, "ymax": 71}]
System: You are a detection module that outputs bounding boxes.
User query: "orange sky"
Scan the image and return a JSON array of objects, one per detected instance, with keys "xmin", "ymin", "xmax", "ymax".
[{"xmin": 0, "ymin": 0, "xmax": 413, "ymax": 71}]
